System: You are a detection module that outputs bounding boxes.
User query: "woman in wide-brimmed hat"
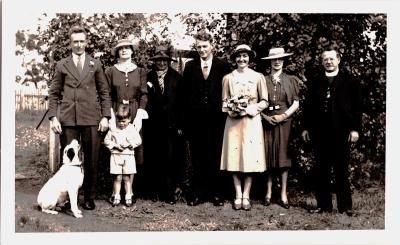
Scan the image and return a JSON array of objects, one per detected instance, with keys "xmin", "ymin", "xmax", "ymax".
[
  {"xmin": 105, "ymin": 38, "xmax": 148, "ymax": 207},
  {"xmin": 260, "ymin": 47, "xmax": 300, "ymax": 209},
  {"xmin": 220, "ymin": 44, "xmax": 268, "ymax": 211}
]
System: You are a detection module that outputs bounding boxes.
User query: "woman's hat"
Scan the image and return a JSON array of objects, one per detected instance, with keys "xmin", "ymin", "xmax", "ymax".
[
  {"xmin": 230, "ymin": 44, "xmax": 257, "ymax": 61},
  {"xmin": 151, "ymin": 46, "xmax": 176, "ymax": 61},
  {"xmin": 112, "ymin": 39, "xmax": 134, "ymax": 56},
  {"xmin": 261, "ymin": 47, "xmax": 293, "ymax": 60}
]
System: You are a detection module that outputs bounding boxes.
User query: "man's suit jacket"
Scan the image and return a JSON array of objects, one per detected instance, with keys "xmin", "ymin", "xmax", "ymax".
[
  {"xmin": 146, "ymin": 67, "xmax": 183, "ymax": 130},
  {"xmin": 180, "ymin": 56, "xmax": 231, "ymax": 129},
  {"xmin": 48, "ymin": 54, "xmax": 111, "ymax": 126},
  {"xmin": 303, "ymin": 70, "xmax": 362, "ymax": 141}
]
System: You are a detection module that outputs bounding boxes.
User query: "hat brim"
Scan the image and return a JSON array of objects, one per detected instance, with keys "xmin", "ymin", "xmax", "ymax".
[
  {"xmin": 112, "ymin": 44, "xmax": 134, "ymax": 56},
  {"xmin": 230, "ymin": 49, "xmax": 257, "ymax": 62},
  {"xmin": 150, "ymin": 56, "xmax": 177, "ymax": 62},
  {"xmin": 261, "ymin": 53, "xmax": 293, "ymax": 60}
]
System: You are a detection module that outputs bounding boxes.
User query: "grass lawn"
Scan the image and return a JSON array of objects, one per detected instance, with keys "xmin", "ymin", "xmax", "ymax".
[{"xmin": 15, "ymin": 110, "xmax": 385, "ymax": 232}]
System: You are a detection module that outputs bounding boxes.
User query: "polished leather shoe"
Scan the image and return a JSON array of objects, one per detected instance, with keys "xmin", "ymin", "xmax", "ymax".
[
  {"xmin": 278, "ymin": 199, "xmax": 290, "ymax": 209},
  {"xmin": 263, "ymin": 197, "xmax": 271, "ymax": 206},
  {"xmin": 83, "ymin": 199, "xmax": 96, "ymax": 210},
  {"xmin": 213, "ymin": 197, "xmax": 224, "ymax": 206},
  {"xmin": 309, "ymin": 207, "xmax": 332, "ymax": 214}
]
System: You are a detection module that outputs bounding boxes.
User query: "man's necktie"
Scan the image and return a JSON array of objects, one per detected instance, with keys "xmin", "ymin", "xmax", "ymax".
[
  {"xmin": 158, "ymin": 75, "xmax": 164, "ymax": 94},
  {"xmin": 202, "ymin": 65, "xmax": 209, "ymax": 80},
  {"xmin": 77, "ymin": 56, "xmax": 83, "ymax": 74}
]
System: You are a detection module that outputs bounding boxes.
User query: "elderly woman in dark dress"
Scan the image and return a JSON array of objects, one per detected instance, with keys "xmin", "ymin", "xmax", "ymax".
[
  {"xmin": 261, "ymin": 48, "xmax": 300, "ymax": 209},
  {"xmin": 105, "ymin": 39, "xmax": 148, "ymax": 203}
]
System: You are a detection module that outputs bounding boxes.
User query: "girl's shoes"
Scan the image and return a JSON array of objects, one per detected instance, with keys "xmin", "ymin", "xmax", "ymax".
[
  {"xmin": 242, "ymin": 198, "xmax": 251, "ymax": 211},
  {"xmin": 125, "ymin": 198, "xmax": 132, "ymax": 207},
  {"xmin": 233, "ymin": 198, "xmax": 242, "ymax": 210},
  {"xmin": 112, "ymin": 198, "xmax": 121, "ymax": 207}
]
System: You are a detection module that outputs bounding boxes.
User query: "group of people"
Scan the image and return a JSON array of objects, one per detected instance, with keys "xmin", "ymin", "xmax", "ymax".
[{"xmin": 48, "ymin": 25, "xmax": 362, "ymax": 216}]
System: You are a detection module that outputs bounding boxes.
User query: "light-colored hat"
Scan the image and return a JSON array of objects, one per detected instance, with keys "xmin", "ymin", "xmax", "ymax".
[
  {"xmin": 230, "ymin": 44, "xmax": 257, "ymax": 61},
  {"xmin": 261, "ymin": 47, "xmax": 293, "ymax": 60},
  {"xmin": 112, "ymin": 39, "xmax": 134, "ymax": 56}
]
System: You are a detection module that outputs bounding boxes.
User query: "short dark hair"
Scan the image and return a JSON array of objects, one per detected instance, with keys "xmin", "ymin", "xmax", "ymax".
[
  {"xmin": 194, "ymin": 30, "xmax": 213, "ymax": 43},
  {"xmin": 115, "ymin": 103, "xmax": 131, "ymax": 120},
  {"xmin": 68, "ymin": 25, "xmax": 87, "ymax": 40}
]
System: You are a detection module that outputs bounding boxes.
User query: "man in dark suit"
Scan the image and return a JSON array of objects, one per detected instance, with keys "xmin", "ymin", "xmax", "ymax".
[
  {"xmin": 302, "ymin": 49, "xmax": 362, "ymax": 216},
  {"xmin": 48, "ymin": 25, "xmax": 111, "ymax": 210},
  {"xmin": 144, "ymin": 46, "xmax": 184, "ymax": 204},
  {"xmin": 180, "ymin": 31, "xmax": 231, "ymax": 206}
]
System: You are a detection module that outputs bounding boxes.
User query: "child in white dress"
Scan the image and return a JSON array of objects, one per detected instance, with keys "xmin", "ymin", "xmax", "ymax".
[{"xmin": 104, "ymin": 103, "xmax": 142, "ymax": 207}]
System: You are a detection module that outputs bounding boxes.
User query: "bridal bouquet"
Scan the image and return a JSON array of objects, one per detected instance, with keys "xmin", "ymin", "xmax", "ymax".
[{"xmin": 225, "ymin": 95, "xmax": 250, "ymax": 116}]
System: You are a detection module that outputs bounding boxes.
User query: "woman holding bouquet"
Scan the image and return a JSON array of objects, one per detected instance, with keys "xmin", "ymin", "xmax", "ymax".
[
  {"xmin": 220, "ymin": 44, "xmax": 268, "ymax": 211},
  {"xmin": 260, "ymin": 48, "xmax": 300, "ymax": 209}
]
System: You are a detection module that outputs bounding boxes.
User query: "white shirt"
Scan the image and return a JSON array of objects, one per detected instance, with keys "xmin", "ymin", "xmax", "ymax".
[
  {"xmin": 72, "ymin": 53, "xmax": 85, "ymax": 68},
  {"xmin": 200, "ymin": 55, "xmax": 213, "ymax": 77}
]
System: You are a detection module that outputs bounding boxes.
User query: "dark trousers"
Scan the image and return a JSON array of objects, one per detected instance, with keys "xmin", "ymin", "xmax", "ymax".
[
  {"xmin": 146, "ymin": 131, "xmax": 184, "ymax": 200},
  {"xmin": 60, "ymin": 126, "xmax": 101, "ymax": 201},
  {"xmin": 313, "ymin": 131, "xmax": 352, "ymax": 212},
  {"xmin": 186, "ymin": 117, "xmax": 225, "ymax": 201}
]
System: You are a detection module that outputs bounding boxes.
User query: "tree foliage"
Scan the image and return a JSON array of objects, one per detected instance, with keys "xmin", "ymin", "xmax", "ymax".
[{"xmin": 16, "ymin": 13, "xmax": 386, "ymax": 189}]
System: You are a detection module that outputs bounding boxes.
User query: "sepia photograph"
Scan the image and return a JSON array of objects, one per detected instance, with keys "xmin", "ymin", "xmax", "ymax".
[{"xmin": 2, "ymin": 0, "xmax": 400, "ymax": 244}]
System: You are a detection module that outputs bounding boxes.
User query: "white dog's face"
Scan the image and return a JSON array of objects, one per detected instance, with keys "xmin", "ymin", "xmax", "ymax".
[
  {"xmin": 63, "ymin": 139, "xmax": 82, "ymax": 166},
  {"xmin": 37, "ymin": 139, "xmax": 84, "ymax": 218}
]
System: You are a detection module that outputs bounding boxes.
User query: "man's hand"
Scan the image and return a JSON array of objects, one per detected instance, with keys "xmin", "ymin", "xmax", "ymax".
[
  {"xmin": 50, "ymin": 117, "xmax": 62, "ymax": 134},
  {"xmin": 261, "ymin": 113, "xmax": 276, "ymax": 126},
  {"xmin": 301, "ymin": 130, "xmax": 310, "ymax": 142},
  {"xmin": 98, "ymin": 117, "xmax": 109, "ymax": 132},
  {"xmin": 348, "ymin": 131, "xmax": 359, "ymax": 143}
]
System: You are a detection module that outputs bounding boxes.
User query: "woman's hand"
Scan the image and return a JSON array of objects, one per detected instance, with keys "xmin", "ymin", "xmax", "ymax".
[
  {"xmin": 245, "ymin": 104, "xmax": 259, "ymax": 117},
  {"xmin": 261, "ymin": 113, "xmax": 276, "ymax": 126},
  {"xmin": 228, "ymin": 111, "xmax": 239, "ymax": 118},
  {"xmin": 271, "ymin": 114, "xmax": 287, "ymax": 123}
]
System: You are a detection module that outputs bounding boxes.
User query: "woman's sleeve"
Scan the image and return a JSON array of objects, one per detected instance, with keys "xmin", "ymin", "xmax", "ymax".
[
  {"xmin": 256, "ymin": 74, "xmax": 268, "ymax": 110},
  {"xmin": 287, "ymin": 75, "xmax": 300, "ymax": 104},
  {"xmin": 104, "ymin": 67, "xmax": 116, "ymax": 109}
]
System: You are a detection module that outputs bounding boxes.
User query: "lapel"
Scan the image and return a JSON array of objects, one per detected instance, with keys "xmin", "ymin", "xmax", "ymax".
[{"xmin": 63, "ymin": 56, "xmax": 81, "ymax": 82}]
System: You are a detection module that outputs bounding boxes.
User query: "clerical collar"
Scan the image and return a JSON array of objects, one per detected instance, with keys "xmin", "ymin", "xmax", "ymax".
[{"xmin": 325, "ymin": 69, "xmax": 339, "ymax": 77}]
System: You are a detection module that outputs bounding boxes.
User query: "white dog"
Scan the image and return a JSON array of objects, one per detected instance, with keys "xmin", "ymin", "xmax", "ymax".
[{"xmin": 37, "ymin": 139, "xmax": 84, "ymax": 218}]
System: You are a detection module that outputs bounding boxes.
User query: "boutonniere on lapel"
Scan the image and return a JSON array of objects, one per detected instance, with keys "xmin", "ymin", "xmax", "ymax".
[
  {"xmin": 89, "ymin": 60, "xmax": 95, "ymax": 73},
  {"xmin": 147, "ymin": 81, "xmax": 154, "ymax": 89}
]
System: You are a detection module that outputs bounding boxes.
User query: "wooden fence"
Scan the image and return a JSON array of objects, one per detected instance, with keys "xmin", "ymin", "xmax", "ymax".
[{"xmin": 15, "ymin": 89, "xmax": 48, "ymax": 111}]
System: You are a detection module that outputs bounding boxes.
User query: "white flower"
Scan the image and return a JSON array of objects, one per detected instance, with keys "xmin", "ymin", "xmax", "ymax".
[
  {"xmin": 147, "ymin": 82, "xmax": 153, "ymax": 88},
  {"xmin": 89, "ymin": 60, "xmax": 95, "ymax": 66}
]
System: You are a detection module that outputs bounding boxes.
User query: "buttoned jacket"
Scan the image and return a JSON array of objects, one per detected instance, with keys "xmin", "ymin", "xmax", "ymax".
[{"xmin": 48, "ymin": 54, "xmax": 111, "ymax": 126}]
